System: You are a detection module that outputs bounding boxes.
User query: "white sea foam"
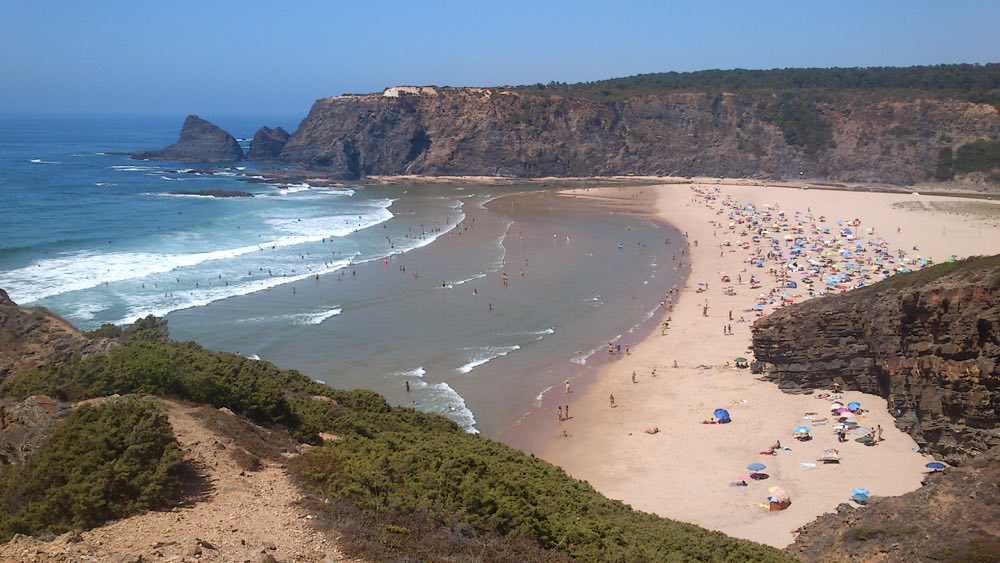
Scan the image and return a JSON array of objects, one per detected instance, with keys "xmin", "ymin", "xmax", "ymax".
[
  {"xmin": 394, "ymin": 367, "xmax": 427, "ymax": 378},
  {"xmin": 443, "ymin": 272, "xmax": 487, "ymax": 288},
  {"xmin": 410, "ymin": 379, "xmax": 478, "ymax": 433},
  {"xmin": 94, "ymin": 182, "xmax": 115, "ymax": 187},
  {"xmin": 0, "ymin": 223, "xmax": 373, "ymax": 305},
  {"xmin": 535, "ymin": 385, "xmax": 553, "ymax": 405},
  {"xmin": 111, "ymin": 260, "xmax": 352, "ymax": 325},
  {"xmin": 571, "ymin": 348, "xmax": 597, "ymax": 365},
  {"xmin": 29, "ymin": 159, "xmax": 59, "ymax": 164},
  {"xmin": 290, "ymin": 307, "xmax": 342, "ymax": 325},
  {"xmin": 457, "ymin": 345, "xmax": 520, "ymax": 374},
  {"xmin": 112, "ymin": 165, "xmax": 159, "ymax": 172}
]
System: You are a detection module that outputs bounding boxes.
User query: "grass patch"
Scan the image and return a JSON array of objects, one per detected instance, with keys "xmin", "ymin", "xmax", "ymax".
[{"xmin": 0, "ymin": 396, "xmax": 183, "ymax": 541}]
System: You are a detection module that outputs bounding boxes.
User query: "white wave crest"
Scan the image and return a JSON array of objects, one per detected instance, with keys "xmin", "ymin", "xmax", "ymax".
[
  {"xmin": 457, "ymin": 345, "xmax": 520, "ymax": 374},
  {"xmin": 409, "ymin": 379, "xmax": 478, "ymax": 433},
  {"xmin": 290, "ymin": 307, "xmax": 342, "ymax": 325}
]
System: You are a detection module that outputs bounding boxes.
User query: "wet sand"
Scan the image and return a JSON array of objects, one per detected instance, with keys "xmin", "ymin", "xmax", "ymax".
[{"xmin": 514, "ymin": 182, "xmax": 1000, "ymax": 548}]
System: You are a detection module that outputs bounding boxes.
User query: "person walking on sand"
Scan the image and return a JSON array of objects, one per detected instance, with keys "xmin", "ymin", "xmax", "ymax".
[
  {"xmin": 557, "ymin": 406, "xmax": 563, "ymax": 422},
  {"xmin": 876, "ymin": 425, "xmax": 884, "ymax": 442},
  {"xmin": 565, "ymin": 380, "xmax": 571, "ymax": 394},
  {"xmin": 609, "ymin": 394, "xmax": 616, "ymax": 408},
  {"xmin": 565, "ymin": 404, "xmax": 569, "ymax": 419},
  {"xmin": 632, "ymin": 371, "xmax": 637, "ymax": 383}
]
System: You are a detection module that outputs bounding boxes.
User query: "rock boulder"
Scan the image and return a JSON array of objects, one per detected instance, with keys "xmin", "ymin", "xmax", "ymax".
[
  {"xmin": 132, "ymin": 115, "xmax": 245, "ymax": 163},
  {"xmin": 248, "ymin": 126, "xmax": 291, "ymax": 160}
]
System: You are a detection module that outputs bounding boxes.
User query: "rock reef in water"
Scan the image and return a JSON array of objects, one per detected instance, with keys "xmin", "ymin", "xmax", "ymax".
[
  {"xmin": 167, "ymin": 189, "xmax": 253, "ymax": 198},
  {"xmin": 248, "ymin": 126, "xmax": 291, "ymax": 160},
  {"xmin": 132, "ymin": 115, "xmax": 245, "ymax": 163},
  {"xmin": 751, "ymin": 256, "xmax": 1000, "ymax": 464}
]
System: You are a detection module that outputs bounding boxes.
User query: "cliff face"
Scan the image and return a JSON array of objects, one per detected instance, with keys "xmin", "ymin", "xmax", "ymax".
[
  {"xmin": 0, "ymin": 289, "xmax": 108, "ymax": 382},
  {"xmin": 751, "ymin": 257, "xmax": 1000, "ymax": 463},
  {"xmin": 278, "ymin": 88, "xmax": 1000, "ymax": 183},
  {"xmin": 248, "ymin": 126, "xmax": 290, "ymax": 160},
  {"xmin": 132, "ymin": 115, "xmax": 245, "ymax": 163},
  {"xmin": 787, "ymin": 446, "xmax": 1000, "ymax": 562}
]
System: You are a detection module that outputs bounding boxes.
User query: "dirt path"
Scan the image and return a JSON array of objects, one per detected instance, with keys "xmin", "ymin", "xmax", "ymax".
[{"xmin": 1, "ymin": 400, "xmax": 354, "ymax": 562}]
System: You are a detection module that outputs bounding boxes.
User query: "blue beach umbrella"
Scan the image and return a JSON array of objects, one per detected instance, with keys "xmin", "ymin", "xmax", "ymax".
[
  {"xmin": 713, "ymin": 408, "xmax": 731, "ymax": 423},
  {"xmin": 794, "ymin": 425, "xmax": 810, "ymax": 434},
  {"xmin": 926, "ymin": 462, "xmax": 947, "ymax": 470},
  {"xmin": 747, "ymin": 463, "xmax": 766, "ymax": 472},
  {"xmin": 851, "ymin": 488, "xmax": 870, "ymax": 503},
  {"xmin": 847, "ymin": 401, "xmax": 861, "ymax": 411}
]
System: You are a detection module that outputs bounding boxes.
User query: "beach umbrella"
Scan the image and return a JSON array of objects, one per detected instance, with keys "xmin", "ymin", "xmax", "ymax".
[
  {"xmin": 926, "ymin": 462, "xmax": 947, "ymax": 470},
  {"xmin": 714, "ymin": 408, "xmax": 731, "ymax": 423},
  {"xmin": 851, "ymin": 488, "xmax": 870, "ymax": 503},
  {"xmin": 851, "ymin": 427, "xmax": 871, "ymax": 435},
  {"xmin": 794, "ymin": 425, "xmax": 810, "ymax": 434},
  {"xmin": 767, "ymin": 486, "xmax": 789, "ymax": 503},
  {"xmin": 848, "ymin": 401, "xmax": 861, "ymax": 411},
  {"xmin": 830, "ymin": 402, "xmax": 843, "ymax": 410},
  {"xmin": 747, "ymin": 463, "xmax": 766, "ymax": 472}
]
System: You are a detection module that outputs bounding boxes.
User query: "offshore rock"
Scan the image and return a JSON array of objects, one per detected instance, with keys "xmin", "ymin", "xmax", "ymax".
[
  {"xmin": 278, "ymin": 87, "xmax": 1000, "ymax": 183},
  {"xmin": 248, "ymin": 126, "xmax": 291, "ymax": 160},
  {"xmin": 132, "ymin": 115, "xmax": 245, "ymax": 163},
  {"xmin": 751, "ymin": 256, "xmax": 1000, "ymax": 464}
]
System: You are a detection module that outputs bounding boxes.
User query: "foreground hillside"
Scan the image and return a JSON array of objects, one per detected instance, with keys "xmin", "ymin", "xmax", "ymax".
[
  {"xmin": 277, "ymin": 64, "xmax": 1000, "ymax": 185},
  {"xmin": 0, "ymin": 294, "xmax": 788, "ymax": 561}
]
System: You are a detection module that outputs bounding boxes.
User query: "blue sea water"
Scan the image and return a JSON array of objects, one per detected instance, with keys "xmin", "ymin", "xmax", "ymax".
[
  {"xmin": 0, "ymin": 116, "xmax": 684, "ymax": 435},
  {"xmin": 0, "ymin": 115, "xmax": 453, "ymax": 325}
]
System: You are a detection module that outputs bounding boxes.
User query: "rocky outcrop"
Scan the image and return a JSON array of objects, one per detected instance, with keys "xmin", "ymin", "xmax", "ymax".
[
  {"xmin": 168, "ymin": 189, "xmax": 253, "ymax": 198},
  {"xmin": 787, "ymin": 447, "xmax": 1000, "ymax": 561},
  {"xmin": 0, "ymin": 289, "xmax": 110, "ymax": 382},
  {"xmin": 0, "ymin": 395, "xmax": 70, "ymax": 465},
  {"xmin": 248, "ymin": 126, "xmax": 291, "ymax": 160},
  {"xmin": 132, "ymin": 115, "xmax": 245, "ymax": 163},
  {"xmin": 751, "ymin": 256, "xmax": 1000, "ymax": 463},
  {"xmin": 278, "ymin": 87, "xmax": 1000, "ymax": 183}
]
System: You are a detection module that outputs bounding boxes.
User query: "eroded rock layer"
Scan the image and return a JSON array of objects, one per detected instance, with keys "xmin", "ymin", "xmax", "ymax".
[
  {"xmin": 751, "ymin": 257, "xmax": 1000, "ymax": 463},
  {"xmin": 277, "ymin": 87, "xmax": 1000, "ymax": 183}
]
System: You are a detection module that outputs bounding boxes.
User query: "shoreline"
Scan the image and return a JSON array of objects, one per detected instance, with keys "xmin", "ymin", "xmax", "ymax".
[
  {"xmin": 240, "ymin": 168, "xmax": 1000, "ymax": 200},
  {"xmin": 512, "ymin": 182, "xmax": 1000, "ymax": 547}
]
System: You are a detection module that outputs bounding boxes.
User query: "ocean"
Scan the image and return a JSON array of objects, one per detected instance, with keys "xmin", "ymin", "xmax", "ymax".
[{"xmin": 0, "ymin": 115, "xmax": 685, "ymax": 435}]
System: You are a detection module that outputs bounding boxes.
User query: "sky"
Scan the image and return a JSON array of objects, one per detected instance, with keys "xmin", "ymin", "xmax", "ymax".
[{"xmin": 2, "ymin": 0, "xmax": 999, "ymax": 118}]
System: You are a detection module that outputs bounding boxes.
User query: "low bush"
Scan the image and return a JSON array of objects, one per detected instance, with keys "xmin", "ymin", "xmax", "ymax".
[{"xmin": 0, "ymin": 396, "xmax": 183, "ymax": 541}]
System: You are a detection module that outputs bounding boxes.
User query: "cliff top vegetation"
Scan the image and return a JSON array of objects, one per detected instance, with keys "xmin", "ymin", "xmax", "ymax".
[{"xmin": 512, "ymin": 63, "xmax": 1000, "ymax": 106}]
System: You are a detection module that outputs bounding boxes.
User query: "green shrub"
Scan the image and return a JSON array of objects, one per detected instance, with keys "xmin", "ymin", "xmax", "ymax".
[
  {"xmin": 291, "ymin": 431, "xmax": 790, "ymax": 562},
  {"xmin": 954, "ymin": 140, "xmax": 1000, "ymax": 173},
  {"xmin": 935, "ymin": 146, "xmax": 955, "ymax": 180},
  {"xmin": 0, "ymin": 396, "xmax": 183, "ymax": 541}
]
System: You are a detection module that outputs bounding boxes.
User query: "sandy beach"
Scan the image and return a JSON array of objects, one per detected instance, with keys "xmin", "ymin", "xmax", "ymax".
[{"xmin": 523, "ymin": 182, "xmax": 1000, "ymax": 548}]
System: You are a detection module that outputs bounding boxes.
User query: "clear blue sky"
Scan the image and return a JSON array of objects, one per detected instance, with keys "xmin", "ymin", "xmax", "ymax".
[{"xmin": 2, "ymin": 0, "xmax": 998, "ymax": 118}]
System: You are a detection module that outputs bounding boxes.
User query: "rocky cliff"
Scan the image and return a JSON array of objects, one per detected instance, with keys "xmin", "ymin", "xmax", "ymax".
[
  {"xmin": 787, "ymin": 446, "xmax": 1000, "ymax": 562},
  {"xmin": 0, "ymin": 289, "xmax": 108, "ymax": 382},
  {"xmin": 132, "ymin": 115, "xmax": 245, "ymax": 163},
  {"xmin": 276, "ymin": 87, "xmax": 1000, "ymax": 183},
  {"xmin": 751, "ymin": 256, "xmax": 1000, "ymax": 463},
  {"xmin": 247, "ymin": 126, "xmax": 290, "ymax": 160}
]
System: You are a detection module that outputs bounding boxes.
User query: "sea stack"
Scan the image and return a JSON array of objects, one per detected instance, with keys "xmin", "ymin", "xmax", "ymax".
[
  {"xmin": 131, "ymin": 115, "xmax": 245, "ymax": 162},
  {"xmin": 248, "ymin": 126, "xmax": 291, "ymax": 160}
]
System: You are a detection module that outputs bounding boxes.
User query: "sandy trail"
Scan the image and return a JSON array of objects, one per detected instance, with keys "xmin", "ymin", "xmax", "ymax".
[{"xmin": 0, "ymin": 400, "xmax": 351, "ymax": 562}]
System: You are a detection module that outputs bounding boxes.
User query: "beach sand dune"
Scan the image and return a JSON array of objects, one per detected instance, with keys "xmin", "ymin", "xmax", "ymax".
[{"xmin": 524, "ymin": 183, "xmax": 1000, "ymax": 548}]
